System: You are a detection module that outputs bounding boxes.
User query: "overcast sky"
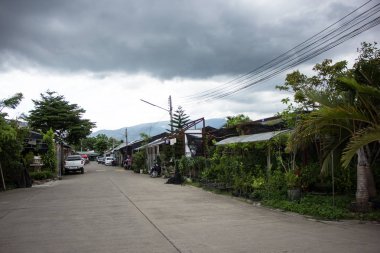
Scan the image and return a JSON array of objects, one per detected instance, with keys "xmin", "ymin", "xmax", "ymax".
[{"xmin": 1, "ymin": 0, "xmax": 379, "ymax": 132}]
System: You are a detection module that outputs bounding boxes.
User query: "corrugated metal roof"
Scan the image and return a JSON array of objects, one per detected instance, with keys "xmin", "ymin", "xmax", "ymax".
[
  {"xmin": 135, "ymin": 138, "xmax": 166, "ymax": 150},
  {"xmin": 114, "ymin": 143, "xmax": 127, "ymax": 150},
  {"xmin": 215, "ymin": 129, "xmax": 290, "ymax": 145}
]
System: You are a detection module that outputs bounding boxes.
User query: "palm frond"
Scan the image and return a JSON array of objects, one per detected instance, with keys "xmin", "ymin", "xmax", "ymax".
[
  {"xmin": 339, "ymin": 77, "xmax": 380, "ymax": 100},
  {"xmin": 341, "ymin": 126, "xmax": 380, "ymax": 168},
  {"xmin": 317, "ymin": 106, "xmax": 372, "ymax": 125}
]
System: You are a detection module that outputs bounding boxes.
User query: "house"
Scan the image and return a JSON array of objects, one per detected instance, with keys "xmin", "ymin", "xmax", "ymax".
[
  {"xmin": 209, "ymin": 115, "xmax": 286, "ymax": 143},
  {"xmin": 134, "ymin": 132, "xmax": 171, "ymax": 170},
  {"xmin": 213, "ymin": 115, "xmax": 290, "ymax": 173}
]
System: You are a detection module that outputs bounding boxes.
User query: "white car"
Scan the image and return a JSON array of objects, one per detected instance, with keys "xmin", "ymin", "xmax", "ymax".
[
  {"xmin": 64, "ymin": 155, "xmax": 85, "ymax": 174},
  {"xmin": 104, "ymin": 157, "xmax": 115, "ymax": 166}
]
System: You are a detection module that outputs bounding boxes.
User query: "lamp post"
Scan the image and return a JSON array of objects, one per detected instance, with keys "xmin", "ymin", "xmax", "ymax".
[
  {"xmin": 140, "ymin": 95, "xmax": 173, "ymax": 133},
  {"xmin": 140, "ymin": 96, "xmax": 175, "ymax": 172}
]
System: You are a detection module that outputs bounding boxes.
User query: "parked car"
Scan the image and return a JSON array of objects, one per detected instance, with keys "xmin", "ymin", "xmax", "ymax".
[
  {"xmin": 104, "ymin": 157, "xmax": 115, "ymax": 166},
  {"xmin": 64, "ymin": 155, "xmax": 84, "ymax": 174},
  {"xmin": 97, "ymin": 156, "xmax": 104, "ymax": 164}
]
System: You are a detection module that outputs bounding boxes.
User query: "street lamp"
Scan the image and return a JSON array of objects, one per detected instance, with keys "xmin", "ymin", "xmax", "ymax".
[
  {"xmin": 140, "ymin": 96, "xmax": 175, "ymax": 173},
  {"xmin": 140, "ymin": 95, "xmax": 173, "ymax": 133}
]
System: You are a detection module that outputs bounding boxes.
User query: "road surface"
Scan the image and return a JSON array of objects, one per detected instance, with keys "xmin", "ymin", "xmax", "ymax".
[{"xmin": 1, "ymin": 162, "xmax": 379, "ymax": 252}]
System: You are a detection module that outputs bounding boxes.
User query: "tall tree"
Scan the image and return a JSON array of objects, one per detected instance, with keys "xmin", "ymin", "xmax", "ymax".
[
  {"xmin": 276, "ymin": 59, "xmax": 349, "ymax": 128},
  {"xmin": 78, "ymin": 137, "xmax": 97, "ymax": 151},
  {"xmin": 168, "ymin": 106, "xmax": 190, "ymax": 132},
  {"xmin": 27, "ymin": 91, "xmax": 95, "ymax": 145},
  {"xmin": 108, "ymin": 137, "xmax": 122, "ymax": 149},
  {"xmin": 94, "ymin": 134, "xmax": 109, "ymax": 154}
]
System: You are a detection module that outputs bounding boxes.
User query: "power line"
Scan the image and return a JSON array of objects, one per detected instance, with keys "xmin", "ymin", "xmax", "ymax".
[
  {"xmin": 191, "ymin": 2, "xmax": 380, "ymax": 102},
  {"xmin": 180, "ymin": 0, "xmax": 379, "ymax": 104},
  {"xmin": 210, "ymin": 13, "xmax": 380, "ymax": 101},
  {"xmin": 182, "ymin": 0, "xmax": 373, "ymax": 101}
]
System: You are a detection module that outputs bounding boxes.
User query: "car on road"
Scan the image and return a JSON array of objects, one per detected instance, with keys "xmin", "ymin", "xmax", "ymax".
[
  {"xmin": 64, "ymin": 155, "xmax": 85, "ymax": 174},
  {"xmin": 104, "ymin": 157, "xmax": 115, "ymax": 166},
  {"xmin": 97, "ymin": 156, "xmax": 104, "ymax": 164}
]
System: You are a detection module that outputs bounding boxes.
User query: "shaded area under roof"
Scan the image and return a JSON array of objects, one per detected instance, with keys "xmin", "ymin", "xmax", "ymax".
[
  {"xmin": 135, "ymin": 138, "xmax": 166, "ymax": 150},
  {"xmin": 215, "ymin": 129, "xmax": 291, "ymax": 145}
]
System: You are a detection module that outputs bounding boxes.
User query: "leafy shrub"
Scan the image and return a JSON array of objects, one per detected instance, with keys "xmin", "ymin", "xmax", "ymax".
[
  {"xmin": 131, "ymin": 151, "xmax": 146, "ymax": 173},
  {"xmin": 252, "ymin": 176, "xmax": 265, "ymax": 190},
  {"xmin": 178, "ymin": 156, "xmax": 208, "ymax": 179},
  {"xmin": 285, "ymin": 170, "xmax": 300, "ymax": 189},
  {"xmin": 178, "ymin": 156, "xmax": 193, "ymax": 177},
  {"xmin": 335, "ymin": 166, "xmax": 355, "ymax": 194},
  {"xmin": 299, "ymin": 162, "xmax": 320, "ymax": 191},
  {"xmin": 192, "ymin": 156, "xmax": 208, "ymax": 178},
  {"xmin": 42, "ymin": 129, "xmax": 57, "ymax": 172},
  {"xmin": 29, "ymin": 171, "xmax": 54, "ymax": 180},
  {"xmin": 264, "ymin": 169, "xmax": 287, "ymax": 199},
  {"xmin": 23, "ymin": 152, "xmax": 35, "ymax": 167}
]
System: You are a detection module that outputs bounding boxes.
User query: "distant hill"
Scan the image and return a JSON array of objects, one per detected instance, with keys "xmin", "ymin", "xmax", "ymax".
[{"xmin": 90, "ymin": 118, "xmax": 226, "ymax": 142}]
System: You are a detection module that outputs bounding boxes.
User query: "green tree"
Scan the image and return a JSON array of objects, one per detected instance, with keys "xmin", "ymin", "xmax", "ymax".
[
  {"xmin": 108, "ymin": 137, "xmax": 122, "ymax": 149},
  {"xmin": 27, "ymin": 91, "xmax": 95, "ymax": 145},
  {"xmin": 0, "ymin": 93, "xmax": 26, "ymax": 189},
  {"xmin": 94, "ymin": 134, "xmax": 109, "ymax": 154},
  {"xmin": 224, "ymin": 114, "xmax": 251, "ymax": 127},
  {"xmin": 42, "ymin": 128, "xmax": 57, "ymax": 173},
  {"xmin": 276, "ymin": 59, "xmax": 349, "ymax": 128},
  {"xmin": 285, "ymin": 42, "xmax": 380, "ymax": 210},
  {"xmin": 168, "ymin": 106, "xmax": 190, "ymax": 132},
  {"xmin": 78, "ymin": 137, "xmax": 97, "ymax": 151},
  {"xmin": 139, "ymin": 132, "xmax": 150, "ymax": 143},
  {"xmin": 0, "ymin": 93, "xmax": 23, "ymax": 117}
]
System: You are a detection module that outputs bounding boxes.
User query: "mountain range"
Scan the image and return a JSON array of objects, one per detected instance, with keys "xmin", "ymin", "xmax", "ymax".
[{"xmin": 90, "ymin": 118, "xmax": 226, "ymax": 142}]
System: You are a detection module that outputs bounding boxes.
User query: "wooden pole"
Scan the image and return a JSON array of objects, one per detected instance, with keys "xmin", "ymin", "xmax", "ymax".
[
  {"xmin": 0, "ymin": 162, "xmax": 6, "ymax": 191},
  {"xmin": 267, "ymin": 146, "xmax": 271, "ymax": 178}
]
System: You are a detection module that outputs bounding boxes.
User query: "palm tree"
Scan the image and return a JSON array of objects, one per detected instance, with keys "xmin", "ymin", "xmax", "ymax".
[
  {"xmin": 284, "ymin": 42, "xmax": 380, "ymax": 211},
  {"xmin": 288, "ymin": 76, "xmax": 379, "ymax": 210}
]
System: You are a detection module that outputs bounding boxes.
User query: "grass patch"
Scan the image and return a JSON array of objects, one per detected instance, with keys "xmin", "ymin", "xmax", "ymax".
[
  {"xmin": 262, "ymin": 194, "xmax": 380, "ymax": 221},
  {"xmin": 183, "ymin": 179, "xmax": 380, "ymax": 221}
]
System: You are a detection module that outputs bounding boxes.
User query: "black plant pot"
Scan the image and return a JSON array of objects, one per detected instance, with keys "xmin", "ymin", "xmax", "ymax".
[{"xmin": 287, "ymin": 188, "xmax": 301, "ymax": 201}]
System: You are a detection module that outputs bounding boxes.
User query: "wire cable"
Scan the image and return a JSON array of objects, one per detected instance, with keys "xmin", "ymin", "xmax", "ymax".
[{"xmin": 180, "ymin": 0, "xmax": 379, "ymax": 104}]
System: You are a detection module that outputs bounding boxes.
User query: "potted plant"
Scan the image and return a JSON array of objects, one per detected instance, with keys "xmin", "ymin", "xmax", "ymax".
[{"xmin": 285, "ymin": 170, "xmax": 301, "ymax": 201}]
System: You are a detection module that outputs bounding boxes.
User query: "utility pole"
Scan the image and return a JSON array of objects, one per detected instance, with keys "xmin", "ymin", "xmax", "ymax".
[
  {"xmin": 140, "ymin": 96, "xmax": 174, "ymax": 172},
  {"xmin": 140, "ymin": 95, "xmax": 173, "ymax": 133},
  {"xmin": 168, "ymin": 95, "xmax": 173, "ymax": 133}
]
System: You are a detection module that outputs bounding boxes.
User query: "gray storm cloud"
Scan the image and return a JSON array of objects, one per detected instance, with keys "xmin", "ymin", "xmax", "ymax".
[{"xmin": 0, "ymin": 0, "xmax": 362, "ymax": 79}]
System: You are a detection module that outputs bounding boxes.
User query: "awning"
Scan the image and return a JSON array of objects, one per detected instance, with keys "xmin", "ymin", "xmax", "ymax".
[
  {"xmin": 215, "ymin": 129, "xmax": 290, "ymax": 145},
  {"xmin": 135, "ymin": 138, "xmax": 166, "ymax": 151}
]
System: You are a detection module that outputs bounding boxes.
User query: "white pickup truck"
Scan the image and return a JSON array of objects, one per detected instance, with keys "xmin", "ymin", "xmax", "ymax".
[{"xmin": 64, "ymin": 155, "xmax": 85, "ymax": 174}]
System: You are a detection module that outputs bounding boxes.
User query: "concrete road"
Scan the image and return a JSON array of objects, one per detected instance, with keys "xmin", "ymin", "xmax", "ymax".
[{"xmin": 0, "ymin": 162, "xmax": 379, "ymax": 253}]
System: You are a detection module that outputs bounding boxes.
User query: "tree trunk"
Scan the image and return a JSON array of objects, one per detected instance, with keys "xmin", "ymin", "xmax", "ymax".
[{"xmin": 355, "ymin": 148, "xmax": 369, "ymax": 211}]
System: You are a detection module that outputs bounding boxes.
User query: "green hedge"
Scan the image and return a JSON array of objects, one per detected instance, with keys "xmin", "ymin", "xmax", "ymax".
[{"xmin": 29, "ymin": 171, "xmax": 55, "ymax": 180}]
